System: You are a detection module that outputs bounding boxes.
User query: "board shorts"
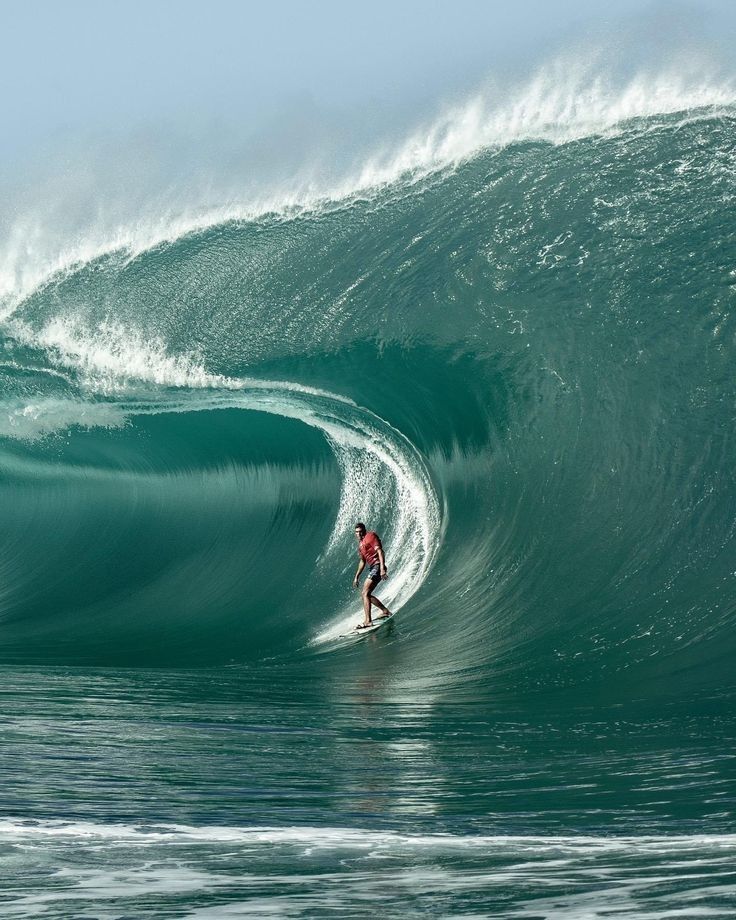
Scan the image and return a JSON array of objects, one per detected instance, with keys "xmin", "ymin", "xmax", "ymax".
[{"xmin": 367, "ymin": 563, "xmax": 382, "ymax": 585}]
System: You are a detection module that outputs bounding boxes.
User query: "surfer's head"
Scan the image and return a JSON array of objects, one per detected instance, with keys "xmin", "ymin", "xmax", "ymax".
[{"xmin": 354, "ymin": 522, "xmax": 366, "ymax": 539}]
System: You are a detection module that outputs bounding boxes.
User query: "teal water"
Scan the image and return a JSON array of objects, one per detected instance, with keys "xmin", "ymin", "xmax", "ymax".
[{"xmin": 2, "ymin": 104, "xmax": 736, "ymax": 916}]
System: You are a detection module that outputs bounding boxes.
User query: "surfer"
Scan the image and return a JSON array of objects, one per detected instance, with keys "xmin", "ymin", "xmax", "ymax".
[{"xmin": 353, "ymin": 522, "xmax": 391, "ymax": 629}]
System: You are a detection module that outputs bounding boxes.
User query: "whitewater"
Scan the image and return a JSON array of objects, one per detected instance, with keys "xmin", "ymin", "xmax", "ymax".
[{"xmin": 2, "ymin": 59, "xmax": 736, "ymax": 916}]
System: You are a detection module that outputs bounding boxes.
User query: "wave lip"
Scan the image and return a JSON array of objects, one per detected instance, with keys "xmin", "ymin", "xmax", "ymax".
[
  {"xmin": 1, "ymin": 55, "xmax": 733, "ymax": 314},
  {"xmin": 350, "ymin": 56, "xmax": 736, "ymax": 190}
]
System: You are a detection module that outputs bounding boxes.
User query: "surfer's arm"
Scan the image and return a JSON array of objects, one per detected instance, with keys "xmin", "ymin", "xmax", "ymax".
[
  {"xmin": 377, "ymin": 544, "xmax": 387, "ymax": 578},
  {"xmin": 353, "ymin": 558, "xmax": 365, "ymax": 587}
]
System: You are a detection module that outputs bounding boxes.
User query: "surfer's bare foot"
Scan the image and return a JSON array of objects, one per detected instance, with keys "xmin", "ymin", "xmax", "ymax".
[
  {"xmin": 357, "ymin": 621, "xmax": 373, "ymax": 630},
  {"xmin": 376, "ymin": 611, "xmax": 391, "ymax": 619}
]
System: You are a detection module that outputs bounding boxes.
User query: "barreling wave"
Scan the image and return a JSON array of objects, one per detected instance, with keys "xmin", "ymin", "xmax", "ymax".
[
  {"xmin": 0, "ymin": 318, "xmax": 440, "ymax": 664},
  {"xmin": 1, "ymin": 61, "xmax": 735, "ymax": 697}
]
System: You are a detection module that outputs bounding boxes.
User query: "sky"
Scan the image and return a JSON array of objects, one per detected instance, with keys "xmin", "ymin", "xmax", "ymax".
[{"xmin": 3, "ymin": 0, "xmax": 735, "ymax": 161}]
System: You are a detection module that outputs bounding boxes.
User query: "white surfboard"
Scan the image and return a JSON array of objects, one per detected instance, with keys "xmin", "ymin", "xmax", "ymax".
[{"xmin": 340, "ymin": 612, "xmax": 395, "ymax": 638}]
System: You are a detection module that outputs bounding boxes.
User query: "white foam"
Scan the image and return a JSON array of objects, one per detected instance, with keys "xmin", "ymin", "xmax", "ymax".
[
  {"xmin": 2, "ymin": 818, "xmax": 736, "ymax": 852},
  {"xmin": 3, "ymin": 819, "xmax": 734, "ymax": 920},
  {"xmin": 7, "ymin": 315, "xmax": 336, "ymax": 398},
  {"xmin": 310, "ymin": 414, "xmax": 441, "ymax": 641},
  {"xmin": 0, "ymin": 397, "xmax": 128, "ymax": 440},
  {"xmin": 28, "ymin": 316, "xmax": 236, "ymax": 393}
]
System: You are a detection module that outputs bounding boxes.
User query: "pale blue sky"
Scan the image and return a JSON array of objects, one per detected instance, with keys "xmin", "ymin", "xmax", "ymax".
[{"xmin": 3, "ymin": 0, "xmax": 735, "ymax": 161}]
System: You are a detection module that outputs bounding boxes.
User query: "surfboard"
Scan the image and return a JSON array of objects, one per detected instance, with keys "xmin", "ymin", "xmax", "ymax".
[{"xmin": 341, "ymin": 612, "xmax": 395, "ymax": 638}]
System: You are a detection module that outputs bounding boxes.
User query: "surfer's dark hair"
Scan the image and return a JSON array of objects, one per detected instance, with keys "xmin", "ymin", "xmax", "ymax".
[{"xmin": 355, "ymin": 522, "xmax": 366, "ymax": 531}]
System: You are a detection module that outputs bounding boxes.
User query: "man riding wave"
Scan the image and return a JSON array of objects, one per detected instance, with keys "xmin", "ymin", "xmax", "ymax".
[{"xmin": 353, "ymin": 522, "xmax": 391, "ymax": 629}]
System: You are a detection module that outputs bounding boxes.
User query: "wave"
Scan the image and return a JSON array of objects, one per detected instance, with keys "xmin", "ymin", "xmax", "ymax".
[{"xmin": 0, "ymin": 71, "xmax": 735, "ymax": 695}]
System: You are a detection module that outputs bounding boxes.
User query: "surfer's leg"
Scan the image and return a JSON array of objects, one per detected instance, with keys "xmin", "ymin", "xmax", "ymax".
[
  {"xmin": 363, "ymin": 574, "xmax": 388, "ymax": 626},
  {"xmin": 362, "ymin": 572, "xmax": 392, "ymax": 623},
  {"xmin": 370, "ymin": 595, "xmax": 391, "ymax": 618},
  {"xmin": 361, "ymin": 580, "xmax": 374, "ymax": 625}
]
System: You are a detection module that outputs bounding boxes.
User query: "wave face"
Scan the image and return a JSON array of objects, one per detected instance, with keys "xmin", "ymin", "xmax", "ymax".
[{"xmin": 2, "ymin": 108, "xmax": 736, "ymax": 698}]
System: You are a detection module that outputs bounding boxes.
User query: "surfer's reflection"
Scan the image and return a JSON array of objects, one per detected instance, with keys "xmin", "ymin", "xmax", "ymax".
[{"xmin": 337, "ymin": 671, "xmax": 439, "ymax": 819}]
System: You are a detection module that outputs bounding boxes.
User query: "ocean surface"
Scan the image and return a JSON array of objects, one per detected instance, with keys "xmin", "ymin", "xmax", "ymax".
[{"xmin": 1, "ymin": 71, "xmax": 736, "ymax": 916}]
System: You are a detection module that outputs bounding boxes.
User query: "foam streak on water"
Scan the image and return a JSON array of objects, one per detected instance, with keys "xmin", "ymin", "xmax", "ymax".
[{"xmin": 2, "ymin": 821, "xmax": 736, "ymax": 919}]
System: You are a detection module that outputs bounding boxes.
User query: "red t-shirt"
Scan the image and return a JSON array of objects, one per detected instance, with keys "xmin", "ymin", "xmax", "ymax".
[{"xmin": 359, "ymin": 532, "xmax": 382, "ymax": 567}]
